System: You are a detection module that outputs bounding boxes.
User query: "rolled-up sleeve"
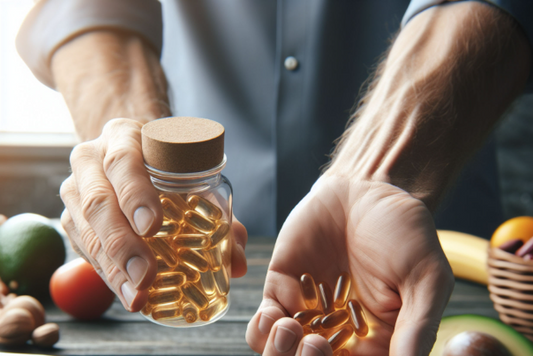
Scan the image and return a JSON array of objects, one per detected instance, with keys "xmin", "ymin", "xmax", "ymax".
[
  {"xmin": 402, "ymin": 0, "xmax": 533, "ymax": 92},
  {"xmin": 16, "ymin": 0, "xmax": 163, "ymax": 88}
]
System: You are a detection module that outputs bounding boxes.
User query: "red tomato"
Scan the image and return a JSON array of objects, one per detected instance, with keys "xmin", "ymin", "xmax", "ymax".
[{"xmin": 50, "ymin": 258, "xmax": 115, "ymax": 320}]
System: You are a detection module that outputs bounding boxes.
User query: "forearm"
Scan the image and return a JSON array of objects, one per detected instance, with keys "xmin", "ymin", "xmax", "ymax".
[
  {"xmin": 326, "ymin": 2, "xmax": 531, "ymax": 210},
  {"xmin": 51, "ymin": 30, "xmax": 171, "ymax": 141}
]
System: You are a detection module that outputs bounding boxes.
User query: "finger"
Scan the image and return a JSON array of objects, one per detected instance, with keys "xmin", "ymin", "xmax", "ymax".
[
  {"xmin": 60, "ymin": 176, "xmax": 149, "ymax": 312},
  {"xmin": 389, "ymin": 259, "xmax": 454, "ymax": 356},
  {"xmin": 247, "ymin": 302, "xmax": 289, "ymax": 353},
  {"xmin": 100, "ymin": 119, "xmax": 163, "ymax": 237},
  {"xmin": 295, "ymin": 334, "xmax": 332, "ymax": 356},
  {"xmin": 262, "ymin": 317, "xmax": 304, "ymax": 356},
  {"xmin": 69, "ymin": 130, "xmax": 157, "ymax": 291},
  {"xmin": 231, "ymin": 215, "xmax": 248, "ymax": 278}
]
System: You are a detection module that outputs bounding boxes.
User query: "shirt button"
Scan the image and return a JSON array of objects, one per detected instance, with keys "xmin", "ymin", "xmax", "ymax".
[{"xmin": 284, "ymin": 56, "xmax": 299, "ymax": 71}]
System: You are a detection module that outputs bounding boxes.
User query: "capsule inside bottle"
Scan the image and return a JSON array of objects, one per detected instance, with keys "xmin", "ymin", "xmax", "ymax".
[
  {"xmin": 161, "ymin": 197, "xmax": 185, "ymax": 222},
  {"xmin": 174, "ymin": 263, "xmax": 201, "ymax": 283},
  {"xmin": 152, "ymin": 304, "xmax": 181, "ymax": 320},
  {"xmin": 333, "ymin": 272, "xmax": 351, "ymax": 309},
  {"xmin": 200, "ymin": 270, "xmax": 217, "ymax": 296},
  {"xmin": 146, "ymin": 238, "xmax": 179, "ymax": 267},
  {"xmin": 173, "ymin": 234, "xmax": 209, "ymax": 249},
  {"xmin": 204, "ymin": 246, "xmax": 223, "ymax": 271},
  {"xmin": 181, "ymin": 302, "xmax": 199, "ymax": 324},
  {"xmin": 153, "ymin": 272, "xmax": 186, "ymax": 289},
  {"xmin": 199, "ymin": 296, "xmax": 227, "ymax": 321},
  {"xmin": 184, "ymin": 210, "xmax": 216, "ymax": 232},
  {"xmin": 213, "ymin": 265, "xmax": 230, "ymax": 296},
  {"xmin": 209, "ymin": 222, "xmax": 230, "ymax": 247},
  {"xmin": 155, "ymin": 220, "xmax": 181, "ymax": 237},
  {"xmin": 148, "ymin": 287, "xmax": 182, "ymax": 305},
  {"xmin": 178, "ymin": 249, "xmax": 209, "ymax": 272},
  {"xmin": 181, "ymin": 283, "xmax": 209, "ymax": 309},
  {"xmin": 300, "ymin": 273, "xmax": 318, "ymax": 309},
  {"xmin": 187, "ymin": 195, "xmax": 223, "ymax": 220}
]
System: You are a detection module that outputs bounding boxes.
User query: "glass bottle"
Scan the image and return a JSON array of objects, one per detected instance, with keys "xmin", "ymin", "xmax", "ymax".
[{"xmin": 140, "ymin": 117, "xmax": 232, "ymax": 327}]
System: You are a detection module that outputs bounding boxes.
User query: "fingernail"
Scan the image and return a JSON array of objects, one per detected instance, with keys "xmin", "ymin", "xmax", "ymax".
[
  {"xmin": 134, "ymin": 207, "xmax": 154, "ymax": 236},
  {"xmin": 127, "ymin": 256, "xmax": 148, "ymax": 287},
  {"xmin": 274, "ymin": 326, "xmax": 297, "ymax": 353},
  {"xmin": 301, "ymin": 343, "xmax": 324, "ymax": 356},
  {"xmin": 258, "ymin": 313, "xmax": 276, "ymax": 334},
  {"xmin": 121, "ymin": 281, "xmax": 137, "ymax": 307}
]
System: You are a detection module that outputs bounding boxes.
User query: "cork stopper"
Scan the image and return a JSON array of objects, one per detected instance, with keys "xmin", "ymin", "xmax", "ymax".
[{"xmin": 142, "ymin": 117, "xmax": 225, "ymax": 173}]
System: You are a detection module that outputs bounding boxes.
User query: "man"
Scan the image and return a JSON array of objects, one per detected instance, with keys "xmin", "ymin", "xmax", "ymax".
[{"xmin": 17, "ymin": 1, "xmax": 532, "ymax": 355}]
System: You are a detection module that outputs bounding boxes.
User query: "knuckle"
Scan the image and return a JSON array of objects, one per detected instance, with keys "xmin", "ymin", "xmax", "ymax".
[
  {"xmin": 80, "ymin": 185, "xmax": 114, "ymax": 222},
  {"xmin": 69, "ymin": 142, "xmax": 96, "ymax": 166},
  {"xmin": 102, "ymin": 118, "xmax": 142, "ymax": 136},
  {"xmin": 101, "ymin": 229, "xmax": 128, "ymax": 260},
  {"xmin": 59, "ymin": 176, "xmax": 76, "ymax": 202},
  {"xmin": 102, "ymin": 146, "xmax": 132, "ymax": 176},
  {"xmin": 79, "ymin": 226, "xmax": 102, "ymax": 260}
]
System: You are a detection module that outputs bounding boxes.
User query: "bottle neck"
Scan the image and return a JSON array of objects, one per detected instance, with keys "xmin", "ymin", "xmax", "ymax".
[{"xmin": 146, "ymin": 155, "xmax": 226, "ymax": 194}]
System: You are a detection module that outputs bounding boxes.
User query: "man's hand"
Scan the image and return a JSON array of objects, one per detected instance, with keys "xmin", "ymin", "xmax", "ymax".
[
  {"xmin": 246, "ymin": 176, "xmax": 453, "ymax": 356},
  {"xmin": 60, "ymin": 118, "xmax": 248, "ymax": 311}
]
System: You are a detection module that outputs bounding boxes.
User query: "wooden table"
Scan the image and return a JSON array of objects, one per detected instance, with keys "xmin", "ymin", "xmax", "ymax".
[{"xmin": 1, "ymin": 237, "xmax": 497, "ymax": 355}]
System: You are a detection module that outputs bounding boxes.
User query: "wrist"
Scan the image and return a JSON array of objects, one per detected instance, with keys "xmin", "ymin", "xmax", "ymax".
[{"xmin": 51, "ymin": 30, "xmax": 171, "ymax": 141}]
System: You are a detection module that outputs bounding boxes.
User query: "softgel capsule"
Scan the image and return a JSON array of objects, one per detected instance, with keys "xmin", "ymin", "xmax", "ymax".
[
  {"xmin": 293, "ymin": 272, "xmax": 369, "ymax": 354},
  {"xmin": 141, "ymin": 117, "xmax": 232, "ymax": 327}
]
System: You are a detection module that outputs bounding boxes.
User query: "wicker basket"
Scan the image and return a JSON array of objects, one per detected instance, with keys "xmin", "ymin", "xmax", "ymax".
[{"xmin": 488, "ymin": 247, "xmax": 533, "ymax": 341}]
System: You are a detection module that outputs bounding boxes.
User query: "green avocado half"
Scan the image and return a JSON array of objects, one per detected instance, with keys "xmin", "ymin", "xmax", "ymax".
[{"xmin": 430, "ymin": 315, "xmax": 533, "ymax": 356}]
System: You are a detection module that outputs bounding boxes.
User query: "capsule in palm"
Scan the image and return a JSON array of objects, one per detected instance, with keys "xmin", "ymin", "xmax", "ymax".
[
  {"xmin": 148, "ymin": 287, "xmax": 182, "ymax": 305},
  {"xmin": 347, "ymin": 299, "xmax": 369, "ymax": 337},
  {"xmin": 184, "ymin": 210, "xmax": 216, "ymax": 233},
  {"xmin": 178, "ymin": 249, "xmax": 209, "ymax": 272},
  {"xmin": 188, "ymin": 195, "xmax": 223, "ymax": 220},
  {"xmin": 209, "ymin": 222, "xmax": 230, "ymax": 247},
  {"xmin": 153, "ymin": 272, "xmax": 186, "ymax": 289},
  {"xmin": 321, "ymin": 309, "xmax": 349, "ymax": 329},
  {"xmin": 213, "ymin": 265, "xmax": 230, "ymax": 296},
  {"xmin": 199, "ymin": 296, "xmax": 227, "ymax": 321},
  {"xmin": 161, "ymin": 197, "xmax": 185, "ymax": 222},
  {"xmin": 334, "ymin": 273, "xmax": 351, "ymax": 309},
  {"xmin": 328, "ymin": 325, "xmax": 354, "ymax": 352},
  {"xmin": 152, "ymin": 304, "xmax": 181, "ymax": 320},
  {"xmin": 293, "ymin": 309, "xmax": 322, "ymax": 326},
  {"xmin": 181, "ymin": 283, "xmax": 209, "ymax": 309},
  {"xmin": 200, "ymin": 270, "xmax": 217, "ymax": 295},
  {"xmin": 173, "ymin": 234, "xmax": 209, "ymax": 249},
  {"xmin": 318, "ymin": 282, "xmax": 334, "ymax": 315},
  {"xmin": 204, "ymin": 246, "xmax": 223, "ymax": 271},
  {"xmin": 300, "ymin": 273, "xmax": 318, "ymax": 309},
  {"xmin": 181, "ymin": 302, "xmax": 199, "ymax": 324},
  {"xmin": 174, "ymin": 263, "xmax": 201, "ymax": 283},
  {"xmin": 147, "ymin": 238, "xmax": 178, "ymax": 267}
]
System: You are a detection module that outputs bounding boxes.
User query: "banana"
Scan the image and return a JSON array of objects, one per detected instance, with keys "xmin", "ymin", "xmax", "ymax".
[{"xmin": 437, "ymin": 230, "xmax": 489, "ymax": 285}]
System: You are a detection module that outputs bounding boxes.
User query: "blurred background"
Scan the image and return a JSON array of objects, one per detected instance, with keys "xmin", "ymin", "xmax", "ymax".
[{"xmin": 1, "ymin": 0, "xmax": 532, "ymax": 231}]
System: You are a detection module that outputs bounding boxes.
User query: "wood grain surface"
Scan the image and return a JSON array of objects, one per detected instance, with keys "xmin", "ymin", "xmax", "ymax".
[{"xmin": 0, "ymin": 237, "xmax": 497, "ymax": 355}]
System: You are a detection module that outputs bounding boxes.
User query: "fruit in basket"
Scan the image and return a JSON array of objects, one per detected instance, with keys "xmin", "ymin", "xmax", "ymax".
[
  {"xmin": 50, "ymin": 258, "xmax": 115, "ymax": 320},
  {"xmin": 491, "ymin": 216, "xmax": 533, "ymax": 248},
  {"xmin": 437, "ymin": 230, "xmax": 488, "ymax": 285},
  {"xmin": 0, "ymin": 214, "xmax": 66, "ymax": 298},
  {"xmin": 430, "ymin": 315, "xmax": 533, "ymax": 356}
]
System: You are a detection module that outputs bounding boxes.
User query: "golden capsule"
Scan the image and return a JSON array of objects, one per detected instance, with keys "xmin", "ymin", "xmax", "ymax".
[
  {"xmin": 199, "ymin": 296, "xmax": 227, "ymax": 321},
  {"xmin": 300, "ymin": 273, "xmax": 318, "ymax": 309},
  {"xmin": 213, "ymin": 265, "xmax": 230, "ymax": 296},
  {"xmin": 204, "ymin": 246, "xmax": 223, "ymax": 271},
  {"xmin": 293, "ymin": 309, "xmax": 322, "ymax": 326},
  {"xmin": 209, "ymin": 222, "xmax": 230, "ymax": 247},
  {"xmin": 187, "ymin": 195, "xmax": 223, "ymax": 220},
  {"xmin": 181, "ymin": 283, "xmax": 209, "ymax": 309},
  {"xmin": 303, "ymin": 325, "xmax": 313, "ymax": 335},
  {"xmin": 148, "ymin": 288, "xmax": 182, "ymax": 305},
  {"xmin": 200, "ymin": 270, "xmax": 217, "ymax": 296},
  {"xmin": 161, "ymin": 193, "xmax": 190, "ymax": 213},
  {"xmin": 182, "ymin": 302, "xmax": 199, "ymax": 324},
  {"xmin": 178, "ymin": 249, "xmax": 209, "ymax": 272},
  {"xmin": 333, "ymin": 349, "xmax": 350, "ymax": 356},
  {"xmin": 161, "ymin": 197, "xmax": 185, "ymax": 222},
  {"xmin": 321, "ymin": 310, "xmax": 349, "ymax": 329},
  {"xmin": 318, "ymin": 282, "xmax": 334, "ymax": 315},
  {"xmin": 334, "ymin": 273, "xmax": 351, "ymax": 309},
  {"xmin": 153, "ymin": 272, "xmax": 186, "ymax": 289},
  {"xmin": 146, "ymin": 238, "xmax": 178, "ymax": 267},
  {"xmin": 347, "ymin": 299, "xmax": 369, "ymax": 337},
  {"xmin": 152, "ymin": 303, "xmax": 181, "ymax": 320},
  {"xmin": 328, "ymin": 325, "xmax": 354, "ymax": 352},
  {"xmin": 173, "ymin": 234, "xmax": 209, "ymax": 249},
  {"xmin": 155, "ymin": 220, "xmax": 181, "ymax": 237},
  {"xmin": 141, "ymin": 302, "xmax": 154, "ymax": 316},
  {"xmin": 184, "ymin": 210, "xmax": 216, "ymax": 233},
  {"xmin": 174, "ymin": 263, "xmax": 201, "ymax": 283},
  {"xmin": 180, "ymin": 221, "xmax": 200, "ymax": 234},
  {"xmin": 310, "ymin": 315, "xmax": 323, "ymax": 332},
  {"xmin": 156, "ymin": 256, "xmax": 172, "ymax": 272}
]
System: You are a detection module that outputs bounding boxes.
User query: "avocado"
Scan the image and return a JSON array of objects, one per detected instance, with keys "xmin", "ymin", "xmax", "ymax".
[
  {"xmin": 0, "ymin": 213, "xmax": 66, "ymax": 299},
  {"xmin": 431, "ymin": 315, "xmax": 533, "ymax": 356}
]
